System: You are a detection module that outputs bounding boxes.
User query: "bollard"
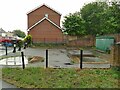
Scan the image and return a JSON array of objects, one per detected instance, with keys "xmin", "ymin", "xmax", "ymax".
[
  {"xmin": 24, "ymin": 42, "xmax": 27, "ymax": 49},
  {"xmin": 21, "ymin": 51, "xmax": 25, "ymax": 69},
  {"xmin": 80, "ymin": 50, "xmax": 83, "ymax": 69},
  {"xmin": 5, "ymin": 46, "xmax": 7, "ymax": 55},
  {"xmin": 13, "ymin": 43, "xmax": 16, "ymax": 53},
  {"xmin": 46, "ymin": 49, "xmax": 48, "ymax": 68}
]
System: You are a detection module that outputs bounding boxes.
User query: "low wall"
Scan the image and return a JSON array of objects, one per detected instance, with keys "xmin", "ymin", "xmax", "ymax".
[
  {"xmin": 66, "ymin": 35, "xmax": 95, "ymax": 47},
  {"xmin": 111, "ymin": 44, "xmax": 120, "ymax": 67}
]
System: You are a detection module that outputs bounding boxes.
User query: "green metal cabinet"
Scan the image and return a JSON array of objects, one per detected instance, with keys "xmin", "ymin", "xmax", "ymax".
[{"xmin": 96, "ymin": 36, "xmax": 114, "ymax": 51}]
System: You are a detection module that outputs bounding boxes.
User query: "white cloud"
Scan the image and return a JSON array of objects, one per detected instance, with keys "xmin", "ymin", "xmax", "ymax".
[{"xmin": 0, "ymin": 0, "xmax": 95, "ymax": 33}]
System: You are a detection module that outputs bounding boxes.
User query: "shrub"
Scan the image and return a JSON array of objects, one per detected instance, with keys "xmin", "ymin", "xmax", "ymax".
[{"xmin": 24, "ymin": 35, "xmax": 32, "ymax": 46}]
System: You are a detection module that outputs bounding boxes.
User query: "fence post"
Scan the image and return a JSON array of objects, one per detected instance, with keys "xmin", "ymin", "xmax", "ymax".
[
  {"xmin": 46, "ymin": 49, "xmax": 48, "ymax": 68},
  {"xmin": 21, "ymin": 51, "xmax": 25, "ymax": 69},
  {"xmin": 5, "ymin": 46, "xmax": 7, "ymax": 55},
  {"xmin": 80, "ymin": 50, "xmax": 83, "ymax": 69}
]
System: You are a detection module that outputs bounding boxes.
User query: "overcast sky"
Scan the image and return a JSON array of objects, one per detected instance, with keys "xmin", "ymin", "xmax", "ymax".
[{"xmin": 0, "ymin": 0, "xmax": 96, "ymax": 33}]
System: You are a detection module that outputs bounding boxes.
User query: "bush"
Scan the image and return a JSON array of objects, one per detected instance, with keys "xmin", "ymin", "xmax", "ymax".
[{"xmin": 24, "ymin": 35, "xmax": 32, "ymax": 46}]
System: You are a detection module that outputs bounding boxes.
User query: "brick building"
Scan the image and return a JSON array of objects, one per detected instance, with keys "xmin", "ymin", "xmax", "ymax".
[{"xmin": 27, "ymin": 4, "xmax": 64, "ymax": 43}]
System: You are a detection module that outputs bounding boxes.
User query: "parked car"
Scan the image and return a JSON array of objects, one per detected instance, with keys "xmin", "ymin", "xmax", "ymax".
[{"xmin": 1, "ymin": 39, "xmax": 13, "ymax": 47}]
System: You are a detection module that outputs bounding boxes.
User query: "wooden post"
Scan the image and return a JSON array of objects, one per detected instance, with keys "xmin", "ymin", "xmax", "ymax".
[
  {"xmin": 21, "ymin": 51, "xmax": 25, "ymax": 69},
  {"xmin": 80, "ymin": 50, "xmax": 83, "ymax": 69},
  {"xmin": 46, "ymin": 49, "xmax": 48, "ymax": 68}
]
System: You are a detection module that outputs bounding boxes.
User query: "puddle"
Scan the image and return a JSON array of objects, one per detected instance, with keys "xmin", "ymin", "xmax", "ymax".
[{"xmin": 0, "ymin": 57, "xmax": 28, "ymax": 65}]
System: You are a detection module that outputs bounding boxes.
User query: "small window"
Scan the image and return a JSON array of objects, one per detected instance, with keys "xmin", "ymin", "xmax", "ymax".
[{"xmin": 45, "ymin": 14, "xmax": 48, "ymax": 18}]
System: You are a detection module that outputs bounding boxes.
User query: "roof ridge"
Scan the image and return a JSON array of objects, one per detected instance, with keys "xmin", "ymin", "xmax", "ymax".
[{"xmin": 27, "ymin": 4, "xmax": 61, "ymax": 15}]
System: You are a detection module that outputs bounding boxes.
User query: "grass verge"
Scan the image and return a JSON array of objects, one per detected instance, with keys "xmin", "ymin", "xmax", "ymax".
[{"xmin": 2, "ymin": 67, "xmax": 120, "ymax": 88}]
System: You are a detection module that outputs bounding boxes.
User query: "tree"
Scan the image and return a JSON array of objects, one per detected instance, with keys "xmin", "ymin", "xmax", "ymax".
[
  {"xmin": 62, "ymin": 12, "xmax": 86, "ymax": 36},
  {"xmin": 107, "ymin": 2, "xmax": 120, "ymax": 33},
  {"xmin": 63, "ymin": 1, "xmax": 120, "ymax": 36},
  {"xmin": 13, "ymin": 30, "xmax": 26, "ymax": 38},
  {"xmin": 80, "ymin": 2, "xmax": 109, "ymax": 36},
  {"xmin": 80, "ymin": 1, "xmax": 120, "ymax": 35}
]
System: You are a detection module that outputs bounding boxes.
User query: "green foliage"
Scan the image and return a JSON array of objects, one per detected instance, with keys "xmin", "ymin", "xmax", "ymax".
[
  {"xmin": 17, "ymin": 40, "xmax": 23, "ymax": 47},
  {"xmin": 13, "ymin": 30, "xmax": 26, "ymax": 38},
  {"xmin": 81, "ymin": 1, "xmax": 120, "ymax": 35},
  {"xmin": 2, "ymin": 68, "xmax": 119, "ymax": 88},
  {"xmin": 63, "ymin": 1, "xmax": 120, "ymax": 36},
  {"xmin": 80, "ymin": 2, "xmax": 109, "ymax": 35},
  {"xmin": 107, "ymin": 2, "xmax": 120, "ymax": 33},
  {"xmin": 24, "ymin": 35, "xmax": 32, "ymax": 46},
  {"xmin": 63, "ymin": 12, "xmax": 86, "ymax": 36}
]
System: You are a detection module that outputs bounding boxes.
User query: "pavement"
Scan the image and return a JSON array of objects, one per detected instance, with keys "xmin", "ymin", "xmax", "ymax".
[
  {"xmin": 24, "ymin": 48, "xmax": 110, "ymax": 68},
  {"xmin": 0, "ymin": 79, "xmax": 17, "ymax": 89}
]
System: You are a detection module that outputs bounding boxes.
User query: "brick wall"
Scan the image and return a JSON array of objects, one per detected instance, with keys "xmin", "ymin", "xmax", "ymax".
[
  {"xmin": 28, "ymin": 5, "xmax": 61, "ymax": 29},
  {"xmin": 111, "ymin": 45, "xmax": 120, "ymax": 67},
  {"xmin": 29, "ymin": 19, "xmax": 63, "ymax": 43},
  {"xmin": 66, "ymin": 35, "xmax": 95, "ymax": 47},
  {"xmin": 66, "ymin": 34, "xmax": 120, "ymax": 47}
]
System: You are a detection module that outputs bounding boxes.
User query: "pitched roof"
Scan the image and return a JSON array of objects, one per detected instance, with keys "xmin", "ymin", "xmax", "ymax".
[
  {"xmin": 27, "ymin": 4, "xmax": 61, "ymax": 15},
  {"xmin": 27, "ymin": 17, "xmax": 62, "ymax": 31},
  {"xmin": 0, "ymin": 28, "xmax": 6, "ymax": 33}
]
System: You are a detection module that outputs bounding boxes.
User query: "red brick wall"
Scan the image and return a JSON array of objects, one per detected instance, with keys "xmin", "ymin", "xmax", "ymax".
[
  {"xmin": 27, "ymin": 5, "xmax": 61, "ymax": 29},
  {"xmin": 107, "ymin": 34, "xmax": 120, "ymax": 42},
  {"xmin": 67, "ymin": 35, "xmax": 95, "ymax": 47},
  {"xmin": 28, "ymin": 19, "xmax": 63, "ymax": 43},
  {"xmin": 66, "ymin": 34, "xmax": 120, "ymax": 47}
]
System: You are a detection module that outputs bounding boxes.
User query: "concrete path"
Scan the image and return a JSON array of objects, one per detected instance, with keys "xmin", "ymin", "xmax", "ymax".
[
  {"xmin": 0, "ymin": 79, "xmax": 17, "ymax": 89},
  {"xmin": 24, "ymin": 48, "xmax": 110, "ymax": 68},
  {"xmin": 0, "ymin": 46, "xmax": 111, "ymax": 68},
  {"xmin": 0, "ymin": 46, "xmax": 13, "ymax": 56},
  {"xmin": 0, "ymin": 57, "xmax": 28, "ymax": 65}
]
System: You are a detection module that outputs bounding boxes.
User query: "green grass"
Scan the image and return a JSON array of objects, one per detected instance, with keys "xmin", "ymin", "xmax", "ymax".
[{"xmin": 2, "ymin": 67, "xmax": 120, "ymax": 88}]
